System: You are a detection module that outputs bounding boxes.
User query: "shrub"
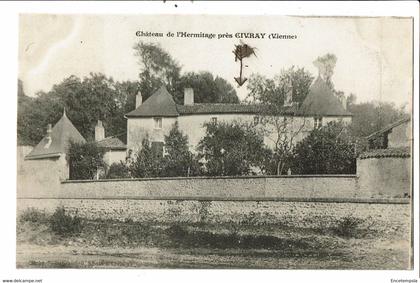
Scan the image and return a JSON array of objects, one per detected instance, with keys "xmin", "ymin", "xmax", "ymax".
[
  {"xmin": 18, "ymin": 208, "xmax": 48, "ymax": 224},
  {"xmin": 104, "ymin": 162, "xmax": 131, "ymax": 179},
  {"xmin": 67, "ymin": 141, "xmax": 106, "ymax": 180},
  {"xmin": 292, "ymin": 121, "xmax": 357, "ymax": 174},
  {"xmin": 197, "ymin": 120, "xmax": 269, "ymax": 176},
  {"xmin": 129, "ymin": 137, "xmax": 165, "ymax": 178},
  {"xmin": 334, "ymin": 216, "xmax": 364, "ymax": 238},
  {"xmin": 163, "ymin": 122, "xmax": 202, "ymax": 177},
  {"xmin": 49, "ymin": 207, "xmax": 82, "ymax": 236}
]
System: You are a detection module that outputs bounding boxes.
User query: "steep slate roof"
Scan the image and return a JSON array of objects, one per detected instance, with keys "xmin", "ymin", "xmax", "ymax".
[
  {"xmin": 125, "ymin": 87, "xmax": 299, "ymax": 117},
  {"xmin": 125, "ymin": 81, "xmax": 352, "ymax": 118},
  {"xmin": 25, "ymin": 110, "xmax": 86, "ymax": 160},
  {"xmin": 366, "ymin": 117, "xmax": 411, "ymax": 141},
  {"xmin": 298, "ymin": 77, "xmax": 352, "ymax": 117},
  {"xmin": 96, "ymin": 136, "xmax": 127, "ymax": 150},
  {"xmin": 125, "ymin": 86, "xmax": 179, "ymax": 117},
  {"xmin": 177, "ymin": 103, "xmax": 262, "ymax": 115},
  {"xmin": 359, "ymin": 146, "xmax": 411, "ymax": 159},
  {"xmin": 177, "ymin": 103, "xmax": 297, "ymax": 115}
]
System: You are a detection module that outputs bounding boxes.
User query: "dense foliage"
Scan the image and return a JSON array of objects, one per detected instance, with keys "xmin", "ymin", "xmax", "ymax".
[
  {"xmin": 134, "ymin": 42, "xmax": 239, "ymax": 104},
  {"xmin": 175, "ymin": 72, "xmax": 239, "ymax": 104},
  {"xmin": 197, "ymin": 121, "xmax": 271, "ymax": 176},
  {"xmin": 17, "ymin": 75, "xmax": 137, "ymax": 145},
  {"xmin": 67, "ymin": 141, "xmax": 106, "ymax": 180},
  {"xmin": 347, "ymin": 99, "xmax": 409, "ymax": 138},
  {"xmin": 128, "ymin": 123, "xmax": 202, "ymax": 178},
  {"xmin": 18, "ymin": 42, "xmax": 239, "ymax": 146},
  {"xmin": 104, "ymin": 162, "xmax": 131, "ymax": 179},
  {"xmin": 128, "ymin": 138, "xmax": 165, "ymax": 178},
  {"xmin": 246, "ymin": 67, "xmax": 314, "ymax": 175},
  {"xmin": 162, "ymin": 122, "xmax": 202, "ymax": 177},
  {"xmin": 49, "ymin": 207, "xmax": 82, "ymax": 237},
  {"xmin": 292, "ymin": 122, "xmax": 357, "ymax": 175},
  {"xmin": 246, "ymin": 66, "xmax": 314, "ymax": 110}
]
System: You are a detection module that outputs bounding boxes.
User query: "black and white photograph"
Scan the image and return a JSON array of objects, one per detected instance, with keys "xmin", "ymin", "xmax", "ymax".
[{"xmin": 1, "ymin": 2, "xmax": 418, "ymax": 282}]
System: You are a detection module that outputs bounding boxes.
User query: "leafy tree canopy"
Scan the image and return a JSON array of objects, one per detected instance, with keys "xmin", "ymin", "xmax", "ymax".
[
  {"xmin": 197, "ymin": 121, "xmax": 271, "ymax": 176},
  {"xmin": 175, "ymin": 72, "xmax": 239, "ymax": 104},
  {"xmin": 313, "ymin": 53, "xmax": 337, "ymax": 89},
  {"xmin": 129, "ymin": 137, "xmax": 165, "ymax": 178},
  {"xmin": 17, "ymin": 75, "xmax": 138, "ymax": 145},
  {"xmin": 246, "ymin": 66, "xmax": 314, "ymax": 114},
  {"xmin": 134, "ymin": 42, "xmax": 239, "ymax": 104},
  {"xmin": 347, "ymin": 98, "xmax": 409, "ymax": 138},
  {"xmin": 67, "ymin": 141, "xmax": 106, "ymax": 180},
  {"xmin": 292, "ymin": 121, "xmax": 356, "ymax": 175},
  {"xmin": 163, "ymin": 122, "xmax": 202, "ymax": 177}
]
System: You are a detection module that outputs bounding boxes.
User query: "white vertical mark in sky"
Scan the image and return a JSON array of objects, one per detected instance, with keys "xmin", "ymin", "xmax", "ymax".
[{"xmin": 28, "ymin": 17, "xmax": 82, "ymax": 77}]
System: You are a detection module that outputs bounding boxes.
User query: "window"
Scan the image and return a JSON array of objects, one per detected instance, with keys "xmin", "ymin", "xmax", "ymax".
[
  {"xmin": 314, "ymin": 117, "xmax": 323, "ymax": 129},
  {"xmin": 153, "ymin": 117, "xmax": 162, "ymax": 129},
  {"xmin": 211, "ymin": 117, "xmax": 217, "ymax": 124}
]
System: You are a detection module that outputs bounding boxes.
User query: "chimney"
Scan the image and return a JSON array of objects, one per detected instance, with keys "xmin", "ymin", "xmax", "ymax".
[
  {"xmin": 184, "ymin": 88, "xmax": 194, "ymax": 105},
  {"xmin": 136, "ymin": 91, "xmax": 142, "ymax": 108},
  {"xmin": 95, "ymin": 120, "xmax": 105, "ymax": 141}
]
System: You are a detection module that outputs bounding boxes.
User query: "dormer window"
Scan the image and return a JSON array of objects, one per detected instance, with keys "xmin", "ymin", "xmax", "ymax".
[
  {"xmin": 314, "ymin": 117, "xmax": 323, "ymax": 129},
  {"xmin": 154, "ymin": 117, "xmax": 162, "ymax": 129}
]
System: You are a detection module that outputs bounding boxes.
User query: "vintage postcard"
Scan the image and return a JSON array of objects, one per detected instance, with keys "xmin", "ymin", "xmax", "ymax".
[{"xmin": 2, "ymin": 1, "xmax": 419, "ymax": 283}]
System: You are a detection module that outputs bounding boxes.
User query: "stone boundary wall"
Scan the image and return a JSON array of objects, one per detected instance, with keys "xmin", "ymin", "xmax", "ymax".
[
  {"xmin": 357, "ymin": 157, "xmax": 411, "ymax": 198},
  {"xmin": 51, "ymin": 175, "xmax": 362, "ymax": 200},
  {"xmin": 16, "ymin": 199, "xmax": 411, "ymax": 238}
]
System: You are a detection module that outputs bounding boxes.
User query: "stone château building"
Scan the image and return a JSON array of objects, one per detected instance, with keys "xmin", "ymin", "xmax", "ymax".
[{"xmin": 125, "ymin": 76, "xmax": 352, "ymax": 155}]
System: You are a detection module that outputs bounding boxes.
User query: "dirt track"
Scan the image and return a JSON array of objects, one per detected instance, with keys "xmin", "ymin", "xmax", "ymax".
[{"xmin": 17, "ymin": 238, "xmax": 410, "ymax": 269}]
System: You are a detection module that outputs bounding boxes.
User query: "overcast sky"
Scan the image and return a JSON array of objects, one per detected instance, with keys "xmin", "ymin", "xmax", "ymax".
[{"xmin": 18, "ymin": 14, "xmax": 412, "ymax": 108}]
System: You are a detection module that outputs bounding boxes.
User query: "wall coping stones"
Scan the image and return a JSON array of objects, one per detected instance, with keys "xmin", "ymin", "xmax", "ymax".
[
  {"xmin": 62, "ymin": 174, "xmax": 358, "ymax": 183},
  {"xmin": 17, "ymin": 196, "xmax": 410, "ymax": 204}
]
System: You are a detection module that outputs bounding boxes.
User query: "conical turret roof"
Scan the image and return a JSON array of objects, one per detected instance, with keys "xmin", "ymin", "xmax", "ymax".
[
  {"xmin": 25, "ymin": 109, "xmax": 86, "ymax": 160},
  {"xmin": 298, "ymin": 77, "xmax": 352, "ymax": 116}
]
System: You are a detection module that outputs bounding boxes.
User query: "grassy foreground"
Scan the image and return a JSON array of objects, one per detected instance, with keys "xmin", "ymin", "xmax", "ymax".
[{"xmin": 16, "ymin": 208, "xmax": 411, "ymax": 269}]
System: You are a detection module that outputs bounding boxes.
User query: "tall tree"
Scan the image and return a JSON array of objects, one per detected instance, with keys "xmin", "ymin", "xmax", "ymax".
[
  {"xmin": 313, "ymin": 53, "xmax": 337, "ymax": 90},
  {"xmin": 163, "ymin": 122, "xmax": 201, "ymax": 177},
  {"xmin": 17, "ymin": 74, "xmax": 138, "ymax": 145},
  {"xmin": 134, "ymin": 42, "xmax": 239, "ymax": 104},
  {"xmin": 175, "ymin": 71, "xmax": 239, "ymax": 104},
  {"xmin": 129, "ymin": 137, "xmax": 164, "ymax": 178},
  {"xmin": 347, "ymin": 100, "xmax": 409, "ymax": 138},
  {"xmin": 246, "ymin": 66, "xmax": 314, "ymax": 108},
  {"xmin": 246, "ymin": 66, "xmax": 314, "ymax": 175},
  {"xmin": 134, "ymin": 42, "xmax": 182, "ymax": 101},
  {"xmin": 17, "ymin": 79, "xmax": 37, "ymax": 145}
]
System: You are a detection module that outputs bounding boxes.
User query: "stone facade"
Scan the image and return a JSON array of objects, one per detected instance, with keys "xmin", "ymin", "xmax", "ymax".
[
  {"xmin": 125, "ymin": 82, "xmax": 352, "ymax": 153},
  {"xmin": 128, "ymin": 113, "xmax": 352, "ymax": 152}
]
